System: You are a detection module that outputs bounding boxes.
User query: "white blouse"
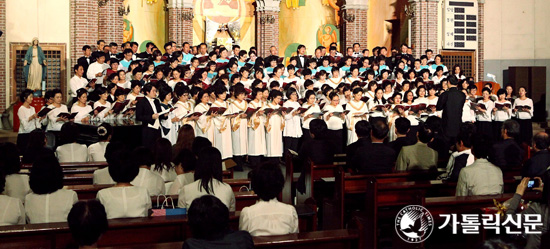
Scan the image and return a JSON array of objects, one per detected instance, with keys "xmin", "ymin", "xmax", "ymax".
[
  {"xmin": 512, "ymin": 98, "xmax": 534, "ymax": 120},
  {"xmin": 322, "ymin": 104, "xmax": 345, "ymax": 130},
  {"xmin": 46, "ymin": 104, "xmax": 69, "ymax": 131},
  {"xmin": 97, "ymin": 186, "xmax": 152, "ymax": 219},
  {"xmin": 462, "ymin": 99, "xmax": 476, "ymax": 123},
  {"xmin": 3, "ymin": 174, "xmax": 31, "ymax": 203},
  {"xmin": 301, "ymin": 103, "xmax": 322, "ymax": 129},
  {"xmin": 476, "ymin": 99, "xmax": 494, "ymax": 122},
  {"xmin": 56, "ymin": 143, "xmax": 88, "ymax": 163},
  {"xmin": 178, "ymin": 179, "xmax": 236, "ymax": 212},
  {"xmin": 93, "ymin": 167, "xmax": 115, "ymax": 185},
  {"xmin": 492, "ymin": 100, "xmax": 512, "ymax": 122},
  {"xmin": 93, "ymin": 101, "xmax": 112, "ymax": 120},
  {"xmin": 130, "ymin": 168, "xmax": 166, "ymax": 196},
  {"xmin": 0, "ymin": 195, "xmax": 25, "ymax": 226},
  {"xmin": 239, "ymin": 199, "xmax": 299, "ymax": 236},
  {"xmin": 17, "ymin": 105, "xmax": 40, "ymax": 134},
  {"xmin": 282, "ymin": 100, "xmax": 302, "ymax": 138},
  {"xmin": 167, "ymin": 172, "xmax": 195, "ymax": 195},
  {"xmin": 88, "ymin": 141, "xmax": 109, "ymax": 162},
  {"xmin": 25, "ymin": 189, "xmax": 78, "ymax": 224},
  {"xmin": 70, "ymin": 104, "xmax": 92, "ymax": 123}
]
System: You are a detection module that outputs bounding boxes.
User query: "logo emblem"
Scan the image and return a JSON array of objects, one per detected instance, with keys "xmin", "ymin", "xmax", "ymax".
[{"xmin": 395, "ymin": 205, "xmax": 434, "ymax": 243}]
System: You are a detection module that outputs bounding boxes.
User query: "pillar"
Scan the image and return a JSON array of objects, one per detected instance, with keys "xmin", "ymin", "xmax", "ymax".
[
  {"xmin": 478, "ymin": 0, "xmax": 484, "ymax": 81},
  {"xmin": 341, "ymin": 0, "xmax": 368, "ymax": 51},
  {"xmin": 167, "ymin": 0, "xmax": 194, "ymax": 45},
  {"xmin": 0, "ymin": 0, "xmax": 5, "ymax": 112},
  {"xmin": 70, "ymin": 0, "xmax": 98, "ymax": 67},
  {"xmin": 98, "ymin": 0, "xmax": 124, "ymax": 44},
  {"xmin": 255, "ymin": 0, "xmax": 280, "ymax": 57},
  {"xmin": 410, "ymin": 0, "xmax": 439, "ymax": 58}
]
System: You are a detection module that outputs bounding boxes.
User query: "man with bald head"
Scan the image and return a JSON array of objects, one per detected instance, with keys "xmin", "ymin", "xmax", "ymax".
[{"xmin": 521, "ymin": 132, "xmax": 550, "ymax": 177}]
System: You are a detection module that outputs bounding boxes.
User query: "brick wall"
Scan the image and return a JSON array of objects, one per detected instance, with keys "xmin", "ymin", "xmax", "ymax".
[
  {"xmin": 255, "ymin": 11, "xmax": 279, "ymax": 58},
  {"xmin": 0, "ymin": 0, "xmax": 5, "ymax": 112},
  {"xmin": 341, "ymin": 9, "xmax": 368, "ymax": 51},
  {"xmin": 98, "ymin": 0, "xmax": 124, "ymax": 45},
  {"xmin": 168, "ymin": 7, "xmax": 193, "ymax": 45},
  {"xmin": 70, "ymin": 0, "xmax": 98, "ymax": 67},
  {"xmin": 478, "ymin": 2, "xmax": 484, "ymax": 81},
  {"xmin": 411, "ymin": 0, "xmax": 438, "ymax": 58}
]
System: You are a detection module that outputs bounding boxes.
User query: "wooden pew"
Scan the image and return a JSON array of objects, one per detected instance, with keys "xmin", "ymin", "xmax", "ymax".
[{"xmin": 97, "ymin": 229, "xmax": 360, "ymax": 249}]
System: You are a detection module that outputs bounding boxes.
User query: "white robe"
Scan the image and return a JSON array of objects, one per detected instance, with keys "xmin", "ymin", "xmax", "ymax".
[
  {"xmin": 265, "ymin": 102, "xmax": 284, "ymax": 157},
  {"xmin": 282, "ymin": 101, "xmax": 303, "ymax": 138},
  {"xmin": 248, "ymin": 100, "xmax": 267, "ymax": 156},
  {"xmin": 194, "ymin": 102, "xmax": 215, "ymax": 143},
  {"xmin": 345, "ymin": 100, "xmax": 369, "ymax": 145},
  {"xmin": 212, "ymin": 100, "xmax": 233, "ymax": 160},
  {"xmin": 160, "ymin": 103, "xmax": 178, "ymax": 145},
  {"xmin": 229, "ymin": 100, "xmax": 248, "ymax": 156}
]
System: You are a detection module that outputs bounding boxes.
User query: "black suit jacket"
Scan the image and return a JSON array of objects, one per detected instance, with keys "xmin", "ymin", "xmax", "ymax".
[
  {"xmin": 448, "ymin": 153, "xmax": 470, "ymax": 182},
  {"xmin": 389, "ymin": 136, "xmax": 415, "ymax": 155},
  {"xmin": 135, "ymin": 97, "xmax": 164, "ymax": 127},
  {"xmin": 436, "ymin": 87, "xmax": 465, "ymax": 138},
  {"xmin": 490, "ymin": 138, "xmax": 524, "ymax": 170},
  {"xmin": 77, "ymin": 56, "xmax": 91, "ymax": 79},
  {"xmin": 291, "ymin": 55, "xmax": 306, "ymax": 69},
  {"xmin": 522, "ymin": 150, "xmax": 550, "ymax": 177},
  {"xmin": 351, "ymin": 143, "xmax": 396, "ymax": 174},
  {"xmin": 346, "ymin": 137, "xmax": 372, "ymax": 168}
]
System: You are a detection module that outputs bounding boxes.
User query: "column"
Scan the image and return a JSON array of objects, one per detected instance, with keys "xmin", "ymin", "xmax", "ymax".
[
  {"xmin": 477, "ymin": 0, "xmax": 484, "ymax": 81},
  {"xmin": 255, "ymin": 0, "xmax": 280, "ymax": 57},
  {"xmin": 0, "ymin": 0, "xmax": 5, "ymax": 112},
  {"xmin": 341, "ymin": 0, "xmax": 368, "ymax": 51},
  {"xmin": 410, "ymin": 0, "xmax": 439, "ymax": 58},
  {"xmin": 167, "ymin": 0, "xmax": 194, "ymax": 45},
  {"xmin": 70, "ymin": 0, "xmax": 98, "ymax": 66},
  {"xmin": 98, "ymin": 0, "xmax": 124, "ymax": 44}
]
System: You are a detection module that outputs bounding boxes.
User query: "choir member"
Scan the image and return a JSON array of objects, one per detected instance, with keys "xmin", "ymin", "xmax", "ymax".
[
  {"xmin": 345, "ymin": 88, "xmax": 369, "ymax": 145},
  {"xmin": 88, "ymin": 123, "xmax": 111, "ymax": 162},
  {"xmin": 264, "ymin": 90, "xmax": 285, "ymax": 162},
  {"xmin": 26, "ymin": 153, "xmax": 78, "ymax": 223},
  {"xmin": 159, "ymin": 86, "xmax": 178, "ymax": 144},
  {"xmin": 93, "ymin": 87, "xmax": 113, "ymax": 121},
  {"xmin": 368, "ymin": 88, "xmax": 388, "ymax": 119},
  {"xmin": 55, "ymin": 122, "xmax": 88, "ymax": 162},
  {"xmin": 69, "ymin": 64, "xmax": 90, "ymax": 100},
  {"xmin": 46, "ymin": 89, "xmax": 69, "ymax": 132},
  {"xmin": 282, "ymin": 88, "xmax": 302, "ymax": 157},
  {"xmin": 211, "ymin": 86, "xmax": 233, "ymax": 160},
  {"xmin": 475, "ymin": 87, "xmax": 495, "ymax": 140},
  {"xmin": 247, "ymin": 88, "xmax": 267, "ymax": 167},
  {"xmin": 70, "ymin": 89, "xmax": 92, "ymax": 123},
  {"xmin": 136, "ymin": 84, "xmax": 164, "ymax": 149},
  {"xmin": 426, "ymin": 85, "xmax": 440, "ymax": 117},
  {"xmin": 301, "ymin": 90, "xmax": 321, "ymax": 143},
  {"xmin": 0, "ymin": 142, "xmax": 30, "ymax": 203},
  {"xmin": 178, "ymin": 147, "xmax": 236, "ymax": 211},
  {"xmin": 323, "ymin": 92, "xmax": 346, "ymax": 153},
  {"xmin": 194, "ymin": 89, "xmax": 215, "ymax": 142},
  {"xmin": 492, "ymin": 89, "xmax": 513, "ymax": 140},
  {"xmin": 86, "ymin": 52, "xmax": 109, "ymax": 85},
  {"xmin": 229, "ymin": 87, "xmax": 249, "ymax": 170},
  {"xmin": 97, "ymin": 147, "xmax": 151, "ymax": 218},
  {"xmin": 17, "ymin": 89, "xmax": 42, "ymax": 152},
  {"xmin": 513, "ymin": 86, "xmax": 534, "ymax": 144}
]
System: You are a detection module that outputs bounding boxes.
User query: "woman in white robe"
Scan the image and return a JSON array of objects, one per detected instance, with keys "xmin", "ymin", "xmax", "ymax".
[
  {"xmin": 265, "ymin": 90, "xmax": 284, "ymax": 160},
  {"xmin": 229, "ymin": 88, "xmax": 249, "ymax": 169},
  {"xmin": 345, "ymin": 88, "xmax": 369, "ymax": 145},
  {"xmin": 247, "ymin": 88, "xmax": 267, "ymax": 167},
  {"xmin": 211, "ymin": 88, "xmax": 233, "ymax": 160},
  {"xmin": 194, "ymin": 91, "xmax": 215, "ymax": 143}
]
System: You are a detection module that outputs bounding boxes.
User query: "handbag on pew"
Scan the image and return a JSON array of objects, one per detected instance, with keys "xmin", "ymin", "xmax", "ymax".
[{"xmin": 150, "ymin": 195, "xmax": 187, "ymax": 216}]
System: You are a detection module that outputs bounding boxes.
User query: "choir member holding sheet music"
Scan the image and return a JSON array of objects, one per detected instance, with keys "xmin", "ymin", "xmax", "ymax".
[
  {"xmin": 301, "ymin": 90, "xmax": 322, "ymax": 143},
  {"xmin": 282, "ymin": 88, "xmax": 302, "ymax": 159},
  {"xmin": 93, "ymin": 88, "xmax": 113, "ymax": 121},
  {"xmin": 17, "ymin": 89, "xmax": 43, "ymax": 152},
  {"xmin": 248, "ymin": 88, "xmax": 267, "ymax": 167},
  {"xmin": 229, "ymin": 87, "xmax": 249, "ymax": 170},
  {"xmin": 475, "ymin": 87, "xmax": 495, "ymax": 140},
  {"xmin": 264, "ymin": 90, "xmax": 285, "ymax": 162},
  {"xmin": 345, "ymin": 88, "xmax": 369, "ymax": 145},
  {"xmin": 492, "ymin": 89, "xmax": 512, "ymax": 140},
  {"xmin": 194, "ymin": 90, "xmax": 215, "ymax": 142},
  {"xmin": 159, "ymin": 87, "xmax": 178, "ymax": 144},
  {"xmin": 512, "ymin": 86, "xmax": 534, "ymax": 144},
  {"xmin": 211, "ymin": 86, "xmax": 233, "ymax": 160},
  {"xmin": 323, "ymin": 92, "xmax": 346, "ymax": 153},
  {"xmin": 70, "ymin": 89, "xmax": 92, "ymax": 123},
  {"xmin": 46, "ymin": 89, "xmax": 69, "ymax": 132}
]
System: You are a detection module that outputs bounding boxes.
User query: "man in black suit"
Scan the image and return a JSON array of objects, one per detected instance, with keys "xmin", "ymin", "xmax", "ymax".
[
  {"xmin": 136, "ymin": 84, "xmax": 165, "ymax": 149},
  {"xmin": 389, "ymin": 117, "xmax": 415, "ymax": 154},
  {"xmin": 522, "ymin": 132, "xmax": 550, "ymax": 177},
  {"xmin": 436, "ymin": 75, "xmax": 466, "ymax": 142},
  {"xmin": 296, "ymin": 119, "xmax": 334, "ymax": 193},
  {"xmin": 265, "ymin": 46, "xmax": 279, "ymax": 65},
  {"xmin": 440, "ymin": 123, "xmax": 476, "ymax": 181},
  {"xmin": 77, "ymin": 45, "xmax": 92, "ymax": 79},
  {"xmin": 291, "ymin": 44, "xmax": 307, "ymax": 69},
  {"xmin": 351, "ymin": 119, "xmax": 396, "ymax": 174},
  {"xmin": 346, "ymin": 120, "xmax": 372, "ymax": 168},
  {"xmin": 137, "ymin": 42, "xmax": 155, "ymax": 61},
  {"xmin": 490, "ymin": 119, "xmax": 524, "ymax": 170}
]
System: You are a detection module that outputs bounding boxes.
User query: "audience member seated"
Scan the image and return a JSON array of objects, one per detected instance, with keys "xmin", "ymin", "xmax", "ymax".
[
  {"xmin": 426, "ymin": 116, "xmax": 450, "ymax": 160},
  {"xmin": 440, "ymin": 123, "xmax": 475, "ymax": 181},
  {"xmin": 178, "ymin": 147, "xmax": 236, "ymax": 211},
  {"xmin": 345, "ymin": 120, "xmax": 371, "ymax": 168},
  {"xmin": 172, "ymin": 124, "xmax": 195, "ymax": 160},
  {"xmin": 25, "ymin": 153, "xmax": 78, "ymax": 223},
  {"xmin": 55, "ymin": 122, "xmax": 88, "ymax": 162},
  {"xmin": 129, "ymin": 146, "xmax": 166, "ymax": 196},
  {"xmin": 296, "ymin": 119, "xmax": 334, "ymax": 193},
  {"xmin": 68, "ymin": 200, "xmax": 108, "ymax": 249},
  {"xmin": 97, "ymin": 148, "xmax": 151, "ymax": 219},
  {"xmin": 191, "ymin": 136, "xmax": 213, "ymax": 157},
  {"xmin": 167, "ymin": 149, "xmax": 197, "ymax": 195},
  {"xmin": 92, "ymin": 141, "xmax": 122, "ymax": 185},
  {"xmin": 522, "ymin": 132, "xmax": 550, "ymax": 177},
  {"xmin": 504, "ymin": 175, "xmax": 548, "ymax": 249},
  {"xmin": 0, "ymin": 173, "xmax": 25, "ymax": 225},
  {"xmin": 153, "ymin": 138, "xmax": 177, "ymax": 182},
  {"xmin": 456, "ymin": 135, "xmax": 503, "ymax": 196},
  {"xmin": 239, "ymin": 162, "xmax": 298, "ymax": 236},
  {"xmin": 396, "ymin": 123, "xmax": 438, "ymax": 171},
  {"xmin": 184, "ymin": 195, "xmax": 253, "ymax": 249},
  {"xmin": 0, "ymin": 143, "xmax": 30, "ymax": 202},
  {"xmin": 389, "ymin": 117, "xmax": 415, "ymax": 154},
  {"xmin": 87, "ymin": 123, "xmax": 112, "ymax": 162},
  {"xmin": 351, "ymin": 119, "xmax": 396, "ymax": 174},
  {"xmin": 490, "ymin": 119, "xmax": 523, "ymax": 170},
  {"xmin": 21, "ymin": 129, "xmax": 53, "ymax": 164}
]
